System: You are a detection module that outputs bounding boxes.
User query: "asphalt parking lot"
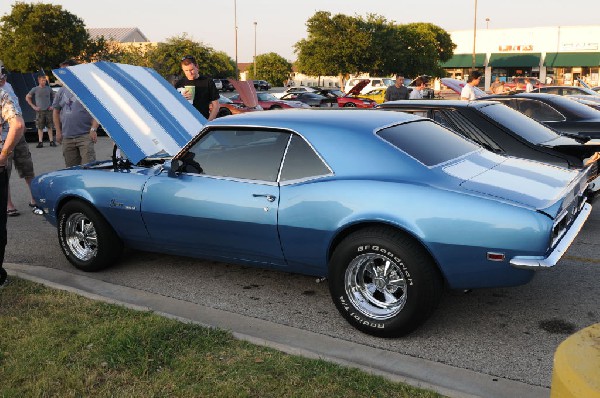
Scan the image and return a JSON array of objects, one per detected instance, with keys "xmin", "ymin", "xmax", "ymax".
[{"xmin": 4, "ymin": 119, "xmax": 599, "ymax": 398}]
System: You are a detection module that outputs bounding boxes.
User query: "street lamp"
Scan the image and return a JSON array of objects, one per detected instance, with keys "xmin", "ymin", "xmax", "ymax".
[
  {"xmin": 472, "ymin": 0, "xmax": 478, "ymax": 70},
  {"xmin": 253, "ymin": 21, "xmax": 257, "ymax": 78},
  {"xmin": 234, "ymin": 0, "xmax": 238, "ymax": 79},
  {"xmin": 485, "ymin": 17, "xmax": 490, "ymax": 29}
]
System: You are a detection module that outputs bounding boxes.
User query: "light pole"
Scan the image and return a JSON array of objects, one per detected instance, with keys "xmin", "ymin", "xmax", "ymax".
[
  {"xmin": 485, "ymin": 17, "xmax": 490, "ymax": 29},
  {"xmin": 234, "ymin": 0, "xmax": 238, "ymax": 79},
  {"xmin": 472, "ymin": 0, "xmax": 478, "ymax": 71},
  {"xmin": 253, "ymin": 21, "xmax": 257, "ymax": 79}
]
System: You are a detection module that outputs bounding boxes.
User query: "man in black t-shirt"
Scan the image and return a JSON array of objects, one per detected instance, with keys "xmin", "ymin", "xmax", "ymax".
[{"xmin": 175, "ymin": 55, "xmax": 220, "ymax": 120}]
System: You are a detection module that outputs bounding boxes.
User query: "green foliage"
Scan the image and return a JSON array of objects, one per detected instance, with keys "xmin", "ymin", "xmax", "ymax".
[
  {"xmin": 294, "ymin": 12, "xmax": 456, "ymax": 79},
  {"xmin": 144, "ymin": 35, "xmax": 236, "ymax": 81},
  {"xmin": 0, "ymin": 2, "xmax": 89, "ymax": 72},
  {"xmin": 248, "ymin": 52, "xmax": 292, "ymax": 86}
]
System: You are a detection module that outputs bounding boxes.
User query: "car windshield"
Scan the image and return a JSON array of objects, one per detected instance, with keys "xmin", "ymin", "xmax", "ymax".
[
  {"xmin": 478, "ymin": 103, "xmax": 561, "ymax": 144},
  {"xmin": 377, "ymin": 120, "xmax": 479, "ymax": 166}
]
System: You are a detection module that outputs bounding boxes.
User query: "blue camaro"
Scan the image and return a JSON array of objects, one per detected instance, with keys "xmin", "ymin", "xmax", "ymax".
[{"xmin": 32, "ymin": 63, "xmax": 592, "ymax": 337}]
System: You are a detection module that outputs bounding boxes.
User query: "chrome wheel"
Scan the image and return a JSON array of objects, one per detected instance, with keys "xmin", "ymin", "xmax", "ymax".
[
  {"xmin": 345, "ymin": 253, "xmax": 408, "ymax": 320},
  {"xmin": 65, "ymin": 212, "xmax": 98, "ymax": 262}
]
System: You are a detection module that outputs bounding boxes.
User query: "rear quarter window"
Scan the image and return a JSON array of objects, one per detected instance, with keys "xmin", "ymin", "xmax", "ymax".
[{"xmin": 377, "ymin": 120, "xmax": 479, "ymax": 166}]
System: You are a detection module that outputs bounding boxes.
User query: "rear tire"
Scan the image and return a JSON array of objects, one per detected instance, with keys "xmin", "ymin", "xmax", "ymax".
[
  {"xmin": 344, "ymin": 102, "xmax": 356, "ymax": 107},
  {"xmin": 58, "ymin": 200, "xmax": 123, "ymax": 272},
  {"xmin": 329, "ymin": 227, "xmax": 443, "ymax": 337},
  {"xmin": 217, "ymin": 108, "xmax": 232, "ymax": 118},
  {"xmin": 270, "ymin": 105, "xmax": 282, "ymax": 110}
]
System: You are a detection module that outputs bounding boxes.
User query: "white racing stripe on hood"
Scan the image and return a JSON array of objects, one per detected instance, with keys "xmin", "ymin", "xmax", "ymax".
[{"xmin": 68, "ymin": 63, "xmax": 182, "ymax": 158}]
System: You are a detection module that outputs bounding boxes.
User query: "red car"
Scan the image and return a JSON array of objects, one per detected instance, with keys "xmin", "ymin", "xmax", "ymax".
[
  {"xmin": 214, "ymin": 95, "xmax": 263, "ymax": 118},
  {"xmin": 230, "ymin": 92, "xmax": 309, "ymax": 110},
  {"xmin": 315, "ymin": 80, "xmax": 377, "ymax": 108}
]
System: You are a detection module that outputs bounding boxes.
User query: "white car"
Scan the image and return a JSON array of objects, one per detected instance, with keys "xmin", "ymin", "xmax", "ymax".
[{"xmin": 272, "ymin": 86, "xmax": 319, "ymax": 99}]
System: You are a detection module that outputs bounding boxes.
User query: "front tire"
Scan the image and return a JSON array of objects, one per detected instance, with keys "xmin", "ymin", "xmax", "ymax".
[
  {"xmin": 329, "ymin": 227, "xmax": 443, "ymax": 337},
  {"xmin": 217, "ymin": 108, "xmax": 232, "ymax": 118},
  {"xmin": 343, "ymin": 102, "xmax": 356, "ymax": 108},
  {"xmin": 58, "ymin": 200, "xmax": 123, "ymax": 272}
]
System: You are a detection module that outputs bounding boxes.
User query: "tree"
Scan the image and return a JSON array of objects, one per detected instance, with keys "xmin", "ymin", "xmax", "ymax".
[
  {"xmin": 294, "ymin": 11, "xmax": 456, "ymax": 80},
  {"xmin": 0, "ymin": 2, "xmax": 89, "ymax": 72},
  {"xmin": 247, "ymin": 52, "xmax": 291, "ymax": 86},
  {"xmin": 144, "ymin": 35, "xmax": 235, "ymax": 80}
]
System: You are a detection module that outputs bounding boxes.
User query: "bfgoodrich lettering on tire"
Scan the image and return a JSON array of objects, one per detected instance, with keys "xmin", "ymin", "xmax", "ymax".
[
  {"xmin": 329, "ymin": 227, "xmax": 443, "ymax": 337},
  {"xmin": 58, "ymin": 200, "xmax": 123, "ymax": 272}
]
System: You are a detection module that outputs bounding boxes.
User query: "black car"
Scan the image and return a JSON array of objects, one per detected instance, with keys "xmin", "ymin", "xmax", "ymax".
[
  {"xmin": 219, "ymin": 79, "xmax": 234, "ymax": 92},
  {"xmin": 253, "ymin": 80, "xmax": 271, "ymax": 91},
  {"xmin": 280, "ymin": 92, "xmax": 337, "ymax": 107},
  {"xmin": 483, "ymin": 93, "xmax": 600, "ymax": 139},
  {"xmin": 378, "ymin": 100, "xmax": 600, "ymax": 190}
]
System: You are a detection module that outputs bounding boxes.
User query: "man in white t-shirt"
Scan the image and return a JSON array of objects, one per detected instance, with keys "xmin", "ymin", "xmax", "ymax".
[{"xmin": 460, "ymin": 71, "xmax": 482, "ymax": 101}]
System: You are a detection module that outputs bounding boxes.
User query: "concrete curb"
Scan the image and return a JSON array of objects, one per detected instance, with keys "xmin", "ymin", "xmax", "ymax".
[{"xmin": 5, "ymin": 263, "xmax": 549, "ymax": 398}]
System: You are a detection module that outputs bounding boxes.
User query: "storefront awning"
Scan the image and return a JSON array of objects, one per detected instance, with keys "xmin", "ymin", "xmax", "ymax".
[
  {"xmin": 488, "ymin": 53, "xmax": 541, "ymax": 67},
  {"xmin": 441, "ymin": 53, "xmax": 486, "ymax": 68},
  {"xmin": 544, "ymin": 52, "xmax": 600, "ymax": 67}
]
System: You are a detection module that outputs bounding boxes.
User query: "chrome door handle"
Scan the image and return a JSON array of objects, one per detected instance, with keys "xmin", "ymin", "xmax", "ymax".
[{"xmin": 253, "ymin": 194, "xmax": 276, "ymax": 202}]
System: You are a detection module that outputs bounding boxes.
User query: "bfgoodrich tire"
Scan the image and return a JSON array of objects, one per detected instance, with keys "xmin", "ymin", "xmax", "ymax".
[
  {"xmin": 329, "ymin": 227, "xmax": 443, "ymax": 337},
  {"xmin": 58, "ymin": 200, "xmax": 123, "ymax": 272}
]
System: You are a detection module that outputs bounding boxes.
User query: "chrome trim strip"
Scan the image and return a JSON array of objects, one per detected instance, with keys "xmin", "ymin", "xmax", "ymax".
[{"xmin": 510, "ymin": 203, "xmax": 592, "ymax": 270}]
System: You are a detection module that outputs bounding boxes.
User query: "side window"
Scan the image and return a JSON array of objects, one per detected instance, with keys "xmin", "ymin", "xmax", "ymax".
[
  {"xmin": 188, "ymin": 129, "xmax": 290, "ymax": 182},
  {"xmin": 280, "ymin": 135, "xmax": 331, "ymax": 182},
  {"xmin": 372, "ymin": 80, "xmax": 382, "ymax": 87}
]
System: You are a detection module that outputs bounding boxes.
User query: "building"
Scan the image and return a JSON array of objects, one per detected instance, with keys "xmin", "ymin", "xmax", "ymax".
[
  {"xmin": 442, "ymin": 25, "xmax": 600, "ymax": 90},
  {"xmin": 87, "ymin": 27, "xmax": 156, "ymax": 52}
]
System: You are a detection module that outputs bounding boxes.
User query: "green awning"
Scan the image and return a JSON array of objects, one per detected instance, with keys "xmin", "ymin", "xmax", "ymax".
[
  {"xmin": 544, "ymin": 52, "xmax": 600, "ymax": 67},
  {"xmin": 488, "ymin": 53, "xmax": 541, "ymax": 67},
  {"xmin": 441, "ymin": 53, "xmax": 486, "ymax": 68}
]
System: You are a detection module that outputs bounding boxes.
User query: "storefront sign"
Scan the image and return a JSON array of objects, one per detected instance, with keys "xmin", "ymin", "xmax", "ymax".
[
  {"xmin": 561, "ymin": 43, "xmax": 598, "ymax": 51},
  {"xmin": 498, "ymin": 45, "xmax": 534, "ymax": 52}
]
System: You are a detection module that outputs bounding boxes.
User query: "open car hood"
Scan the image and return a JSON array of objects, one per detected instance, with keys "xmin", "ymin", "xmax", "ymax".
[
  {"xmin": 346, "ymin": 79, "xmax": 370, "ymax": 96},
  {"xmin": 441, "ymin": 77, "xmax": 488, "ymax": 99},
  {"xmin": 53, "ymin": 61, "xmax": 207, "ymax": 164},
  {"xmin": 229, "ymin": 79, "xmax": 259, "ymax": 108}
]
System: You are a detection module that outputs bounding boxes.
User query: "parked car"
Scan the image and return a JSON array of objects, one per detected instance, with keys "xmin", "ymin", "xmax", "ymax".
[
  {"xmin": 253, "ymin": 80, "xmax": 271, "ymax": 91},
  {"xmin": 272, "ymin": 85, "xmax": 319, "ymax": 99},
  {"xmin": 315, "ymin": 80, "xmax": 377, "ymax": 108},
  {"xmin": 344, "ymin": 77, "xmax": 395, "ymax": 94},
  {"xmin": 219, "ymin": 79, "xmax": 234, "ymax": 92},
  {"xmin": 279, "ymin": 92, "xmax": 337, "ymax": 107},
  {"xmin": 567, "ymin": 95, "xmax": 600, "ymax": 111},
  {"xmin": 532, "ymin": 86, "xmax": 600, "ymax": 96},
  {"xmin": 482, "ymin": 93, "xmax": 600, "ymax": 139},
  {"xmin": 358, "ymin": 88, "xmax": 387, "ymax": 104},
  {"xmin": 35, "ymin": 61, "xmax": 592, "ymax": 337},
  {"xmin": 214, "ymin": 94, "xmax": 262, "ymax": 118},
  {"xmin": 378, "ymin": 100, "xmax": 600, "ymax": 191},
  {"xmin": 212, "ymin": 79, "xmax": 223, "ymax": 91},
  {"xmin": 230, "ymin": 92, "xmax": 309, "ymax": 110},
  {"xmin": 504, "ymin": 77, "xmax": 544, "ymax": 91}
]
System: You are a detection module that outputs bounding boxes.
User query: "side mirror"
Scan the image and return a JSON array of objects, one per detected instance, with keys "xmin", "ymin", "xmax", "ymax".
[{"xmin": 168, "ymin": 158, "xmax": 182, "ymax": 176}]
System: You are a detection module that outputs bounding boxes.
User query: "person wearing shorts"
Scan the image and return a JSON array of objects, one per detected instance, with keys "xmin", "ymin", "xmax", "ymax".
[
  {"xmin": 3, "ymin": 134, "xmax": 37, "ymax": 216},
  {"xmin": 26, "ymin": 75, "xmax": 55, "ymax": 148}
]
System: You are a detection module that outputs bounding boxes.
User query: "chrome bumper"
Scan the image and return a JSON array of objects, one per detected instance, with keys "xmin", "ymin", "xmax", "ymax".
[{"xmin": 510, "ymin": 203, "xmax": 592, "ymax": 270}]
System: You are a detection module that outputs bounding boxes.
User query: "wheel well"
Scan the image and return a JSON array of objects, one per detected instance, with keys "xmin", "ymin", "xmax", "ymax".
[{"xmin": 328, "ymin": 222, "xmax": 446, "ymax": 283}]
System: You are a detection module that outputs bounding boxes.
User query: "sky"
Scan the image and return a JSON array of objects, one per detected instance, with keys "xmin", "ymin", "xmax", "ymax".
[{"xmin": 1, "ymin": 0, "xmax": 599, "ymax": 63}]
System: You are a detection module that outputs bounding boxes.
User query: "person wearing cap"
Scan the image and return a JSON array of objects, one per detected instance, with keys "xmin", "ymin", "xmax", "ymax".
[
  {"xmin": 52, "ymin": 59, "xmax": 99, "ymax": 167},
  {"xmin": 175, "ymin": 55, "xmax": 220, "ymax": 121},
  {"xmin": 26, "ymin": 74, "xmax": 55, "ymax": 147},
  {"xmin": 0, "ymin": 80, "xmax": 25, "ymax": 288}
]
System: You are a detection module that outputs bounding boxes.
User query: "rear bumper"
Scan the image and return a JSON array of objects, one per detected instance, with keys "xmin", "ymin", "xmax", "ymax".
[{"xmin": 510, "ymin": 203, "xmax": 592, "ymax": 270}]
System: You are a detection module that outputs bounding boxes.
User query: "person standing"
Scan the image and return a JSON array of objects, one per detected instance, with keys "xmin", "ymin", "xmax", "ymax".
[
  {"xmin": 490, "ymin": 77, "xmax": 503, "ymax": 94},
  {"xmin": 384, "ymin": 74, "xmax": 409, "ymax": 102},
  {"xmin": 175, "ymin": 55, "xmax": 220, "ymax": 121},
  {"xmin": 0, "ymin": 84, "xmax": 25, "ymax": 288},
  {"xmin": 52, "ymin": 59, "xmax": 99, "ymax": 167},
  {"xmin": 26, "ymin": 74, "xmax": 55, "ymax": 148},
  {"xmin": 409, "ymin": 77, "xmax": 426, "ymax": 99},
  {"xmin": 525, "ymin": 78, "xmax": 534, "ymax": 93},
  {"xmin": 460, "ymin": 71, "xmax": 482, "ymax": 101}
]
